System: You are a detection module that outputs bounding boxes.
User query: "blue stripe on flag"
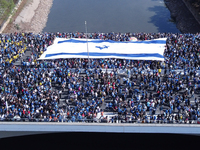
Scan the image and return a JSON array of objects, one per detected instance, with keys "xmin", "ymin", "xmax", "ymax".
[
  {"xmin": 57, "ymin": 39, "xmax": 166, "ymax": 44},
  {"xmin": 45, "ymin": 52, "xmax": 164, "ymax": 58}
]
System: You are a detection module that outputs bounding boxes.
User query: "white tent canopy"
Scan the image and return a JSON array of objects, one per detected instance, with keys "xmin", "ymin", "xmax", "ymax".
[{"xmin": 38, "ymin": 38, "xmax": 167, "ymax": 61}]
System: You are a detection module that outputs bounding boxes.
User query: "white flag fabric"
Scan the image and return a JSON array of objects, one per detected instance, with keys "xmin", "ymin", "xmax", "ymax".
[{"xmin": 38, "ymin": 38, "xmax": 166, "ymax": 61}]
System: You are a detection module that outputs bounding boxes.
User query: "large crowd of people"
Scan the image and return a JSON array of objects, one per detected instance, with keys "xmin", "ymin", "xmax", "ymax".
[{"xmin": 0, "ymin": 32, "xmax": 200, "ymax": 124}]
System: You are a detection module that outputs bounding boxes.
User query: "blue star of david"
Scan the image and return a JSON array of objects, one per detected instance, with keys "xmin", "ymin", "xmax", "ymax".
[{"xmin": 95, "ymin": 45, "xmax": 109, "ymax": 50}]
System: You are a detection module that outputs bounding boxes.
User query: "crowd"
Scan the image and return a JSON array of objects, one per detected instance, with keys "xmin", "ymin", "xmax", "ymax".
[{"xmin": 0, "ymin": 32, "xmax": 200, "ymax": 124}]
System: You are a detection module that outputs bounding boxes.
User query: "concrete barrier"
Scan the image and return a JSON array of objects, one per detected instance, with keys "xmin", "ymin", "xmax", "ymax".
[{"xmin": 0, "ymin": 122, "xmax": 200, "ymax": 138}]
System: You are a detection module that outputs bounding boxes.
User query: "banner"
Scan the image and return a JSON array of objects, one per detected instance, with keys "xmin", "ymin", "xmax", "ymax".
[{"xmin": 38, "ymin": 38, "xmax": 166, "ymax": 61}]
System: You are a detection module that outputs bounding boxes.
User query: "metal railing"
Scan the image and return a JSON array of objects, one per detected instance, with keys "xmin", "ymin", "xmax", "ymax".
[{"xmin": 0, "ymin": 117, "xmax": 199, "ymax": 124}]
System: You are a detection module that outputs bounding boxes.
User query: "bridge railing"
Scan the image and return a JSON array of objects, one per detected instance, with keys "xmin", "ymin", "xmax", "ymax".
[{"xmin": 0, "ymin": 117, "xmax": 200, "ymax": 124}]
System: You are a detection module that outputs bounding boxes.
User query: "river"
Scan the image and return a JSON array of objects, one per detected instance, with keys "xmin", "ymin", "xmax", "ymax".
[{"xmin": 43, "ymin": 0, "xmax": 180, "ymax": 33}]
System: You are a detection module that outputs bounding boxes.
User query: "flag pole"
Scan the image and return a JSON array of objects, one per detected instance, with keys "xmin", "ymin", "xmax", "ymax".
[{"xmin": 85, "ymin": 21, "xmax": 90, "ymax": 69}]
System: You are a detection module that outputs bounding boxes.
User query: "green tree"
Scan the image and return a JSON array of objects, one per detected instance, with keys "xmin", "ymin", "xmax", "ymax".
[{"xmin": 0, "ymin": 0, "xmax": 15, "ymax": 18}]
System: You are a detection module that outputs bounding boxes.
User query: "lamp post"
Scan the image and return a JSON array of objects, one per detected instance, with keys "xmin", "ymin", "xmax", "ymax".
[{"xmin": 85, "ymin": 21, "xmax": 90, "ymax": 69}]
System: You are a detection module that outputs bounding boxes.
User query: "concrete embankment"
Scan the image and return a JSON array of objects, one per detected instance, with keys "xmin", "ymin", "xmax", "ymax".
[{"xmin": 164, "ymin": 0, "xmax": 200, "ymax": 33}]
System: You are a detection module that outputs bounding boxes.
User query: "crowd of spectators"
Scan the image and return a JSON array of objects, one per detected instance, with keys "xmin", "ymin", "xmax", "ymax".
[{"xmin": 0, "ymin": 32, "xmax": 200, "ymax": 124}]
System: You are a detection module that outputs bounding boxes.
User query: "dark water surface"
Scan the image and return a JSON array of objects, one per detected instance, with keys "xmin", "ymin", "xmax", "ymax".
[{"xmin": 43, "ymin": 0, "xmax": 180, "ymax": 33}]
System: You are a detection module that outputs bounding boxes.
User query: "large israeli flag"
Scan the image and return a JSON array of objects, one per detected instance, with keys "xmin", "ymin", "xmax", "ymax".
[{"xmin": 38, "ymin": 38, "xmax": 166, "ymax": 61}]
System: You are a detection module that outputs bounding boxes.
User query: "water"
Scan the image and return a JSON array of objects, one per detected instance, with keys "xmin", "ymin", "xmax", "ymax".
[{"xmin": 43, "ymin": 0, "xmax": 180, "ymax": 33}]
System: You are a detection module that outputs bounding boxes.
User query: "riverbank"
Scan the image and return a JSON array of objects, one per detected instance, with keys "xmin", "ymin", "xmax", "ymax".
[
  {"xmin": 182, "ymin": 0, "xmax": 200, "ymax": 26},
  {"xmin": 0, "ymin": 0, "xmax": 23, "ymax": 33},
  {"xmin": 3, "ymin": 0, "xmax": 199, "ymax": 34},
  {"xmin": 164, "ymin": 0, "xmax": 200, "ymax": 33},
  {"xmin": 3, "ymin": 0, "xmax": 53, "ymax": 33}
]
